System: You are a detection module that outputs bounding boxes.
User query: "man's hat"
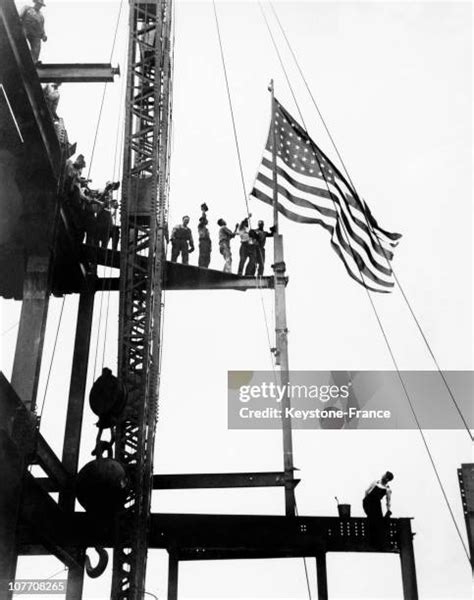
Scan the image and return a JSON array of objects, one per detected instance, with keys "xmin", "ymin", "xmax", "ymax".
[{"xmin": 34, "ymin": 0, "xmax": 46, "ymax": 7}]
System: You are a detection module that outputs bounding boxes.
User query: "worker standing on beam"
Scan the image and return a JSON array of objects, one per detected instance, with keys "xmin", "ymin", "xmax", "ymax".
[
  {"xmin": 170, "ymin": 216, "xmax": 194, "ymax": 264},
  {"xmin": 197, "ymin": 203, "xmax": 211, "ymax": 268},
  {"xmin": 253, "ymin": 220, "xmax": 275, "ymax": 277},
  {"xmin": 217, "ymin": 218, "xmax": 237, "ymax": 273},
  {"xmin": 20, "ymin": 0, "xmax": 47, "ymax": 65}
]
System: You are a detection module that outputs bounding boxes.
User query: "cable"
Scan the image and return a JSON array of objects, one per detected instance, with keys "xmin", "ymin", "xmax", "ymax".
[
  {"xmin": 260, "ymin": 6, "xmax": 471, "ymax": 564},
  {"xmin": 212, "ymin": 0, "xmax": 250, "ymax": 216},
  {"xmin": 294, "ymin": 502, "xmax": 313, "ymax": 599},
  {"xmin": 268, "ymin": 2, "xmax": 358, "ymax": 196},
  {"xmin": 87, "ymin": 0, "xmax": 125, "ymax": 178},
  {"xmin": 258, "ymin": 3, "xmax": 307, "ymax": 132},
  {"xmin": 38, "ymin": 297, "xmax": 66, "ymax": 419},
  {"xmin": 1, "ymin": 320, "xmax": 19, "ymax": 336},
  {"xmin": 270, "ymin": 1, "xmax": 472, "ymax": 441}
]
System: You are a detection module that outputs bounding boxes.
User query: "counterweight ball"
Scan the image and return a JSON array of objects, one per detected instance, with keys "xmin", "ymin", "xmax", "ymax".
[{"xmin": 76, "ymin": 458, "xmax": 128, "ymax": 514}]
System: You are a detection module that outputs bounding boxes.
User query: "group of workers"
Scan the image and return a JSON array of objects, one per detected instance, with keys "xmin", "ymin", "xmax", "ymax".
[
  {"xmin": 171, "ymin": 205, "xmax": 276, "ymax": 276},
  {"xmin": 64, "ymin": 153, "xmax": 120, "ymax": 250}
]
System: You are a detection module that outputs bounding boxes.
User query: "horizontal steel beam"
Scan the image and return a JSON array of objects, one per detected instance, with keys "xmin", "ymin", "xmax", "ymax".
[
  {"xmin": 37, "ymin": 63, "xmax": 120, "ymax": 83},
  {"xmin": 153, "ymin": 472, "xmax": 299, "ymax": 489},
  {"xmin": 96, "ymin": 275, "xmax": 275, "ymax": 291}
]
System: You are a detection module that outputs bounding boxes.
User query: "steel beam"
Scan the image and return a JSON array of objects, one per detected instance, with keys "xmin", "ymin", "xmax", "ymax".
[
  {"xmin": 458, "ymin": 463, "xmax": 474, "ymax": 568},
  {"xmin": 316, "ymin": 553, "xmax": 328, "ymax": 600},
  {"xmin": 11, "ymin": 256, "xmax": 50, "ymax": 411},
  {"xmin": 167, "ymin": 553, "xmax": 178, "ymax": 600},
  {"xmin": 399, "ymin": 519, "xmax": 418, "ymax": 599},
  {"xmin": 60, "ymin": 290, "xmax": 95, "ymax": 511},
  {"xmin": 153, "ymin": 472, "xmax": 298, "ymax": 489},
  {"xmin": 36, "ymin": 63, "xmax": 119, "ymax": 83}
]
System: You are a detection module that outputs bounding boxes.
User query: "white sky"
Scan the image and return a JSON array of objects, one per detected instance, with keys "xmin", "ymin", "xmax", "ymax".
[{"xmin": 1, "ymin": 1, "xmax": 473, "ymax": 599}]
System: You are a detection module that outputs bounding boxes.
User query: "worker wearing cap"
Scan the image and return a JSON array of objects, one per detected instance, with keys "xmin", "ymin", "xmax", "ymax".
[
  {"xmin": 170, "ymin": 216, "xmax": 194, "ymax": 264},
  {"xmin": 20, "ymin": 0, "xmax": 47, "ymax": 64}
]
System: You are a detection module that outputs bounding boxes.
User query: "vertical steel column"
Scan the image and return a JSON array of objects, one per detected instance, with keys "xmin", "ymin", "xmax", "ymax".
[
  {"xmin": 65, "ymin": 550, "xmax": 86, "ymax": 600},
  {"xmin": 0, "ymin": 432, "xmax": 23, "ymax": 596},
  {"xmin": 399, "ymin": 519, "xmax": 418, "ymax": 599},
  {"xmin": 59, "ymin": 291, "xmax": 94, "ymax": 599},
  {"xmin": 269, "ymin": 81, "xmax": 295, "ymax": 517},
  {"xmin": 167, "ymin": 553, "xmax": 178, "ymax": 600},
  {"xmin": 60, "ymin": 289, "xmax": 95, "ymax": 509},
  {"xmin": 11, "ymin": 255, "xmax": 50, "ymax": 411},
  {"xmin": 315, "ymin": 554, "xmax": 328, "ymax": 600}
]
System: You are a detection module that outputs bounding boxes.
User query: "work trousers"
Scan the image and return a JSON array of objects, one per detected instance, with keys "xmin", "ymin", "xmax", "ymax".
[
  {"xmin": 171, "ymin": 240, "xmax": 189, "ymax": 264},
  {"xmin": 238, "ymin": 243, "xmax": 256, "ymax": 277},
  {"xmin": 198, "ymin": 240, "xmax": 211, "ymax": 268},
  {"xmin": 26, "ymin": 35, "xmax": 42, "ymax": 63},
  {"xmin": 256, "ymin": 246, "xmax": 265, "ymax": 276},
  {"xmin": 219, "ymin": 242, "xmax": 232, "ymax": 273}
]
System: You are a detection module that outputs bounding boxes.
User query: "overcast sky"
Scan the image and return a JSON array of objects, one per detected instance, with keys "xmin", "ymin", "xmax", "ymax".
[{"xmin": 2, "ymin": 1, "xmax": 473, "ymax": 598}]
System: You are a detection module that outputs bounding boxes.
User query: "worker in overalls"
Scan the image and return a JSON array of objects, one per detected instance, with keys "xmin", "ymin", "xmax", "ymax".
[
  {"xmin": 20, "ymin": 0, "xmax": 47, "ymax": 64},
  {"xmin": 363, "ymin": 471, "xmax": 394, "ymax": 545},
  {"xmin": 170, "ymin": 216, "xmax": 194, "ymax": 264}
]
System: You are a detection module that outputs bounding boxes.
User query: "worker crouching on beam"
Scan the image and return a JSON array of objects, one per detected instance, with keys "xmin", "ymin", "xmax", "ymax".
[{"xmin": 363, "ymin": 471, "xmax": 394, "ymax": 546}]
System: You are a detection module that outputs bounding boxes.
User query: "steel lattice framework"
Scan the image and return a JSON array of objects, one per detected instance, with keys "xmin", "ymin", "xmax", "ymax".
[{"xmin": 113, "ymin": 1, "xmax": 173, "ymax": 598}]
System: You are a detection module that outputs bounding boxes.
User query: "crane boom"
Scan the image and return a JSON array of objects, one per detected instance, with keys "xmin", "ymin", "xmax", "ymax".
[{"xmin": 112, "ymin": 1, "xmax": 173, "ymax": 597}]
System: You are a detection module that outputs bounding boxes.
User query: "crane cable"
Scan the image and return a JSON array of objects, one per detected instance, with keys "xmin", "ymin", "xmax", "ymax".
[
  {"xmin": 212, "ymin": 0, "xmax": 250, "ymax": 217},
  {"xmin": 212, "ymin": 8, "xmax": 313, "ymax": 598},
  {"xmin": 37, "ymin": 296, "xmax": 66, "ymax": 420},
  {"xmin": 259, "ymin": 3, "xmax": 471, "ymax": 564},
  {"xmin": 269, "ymin": 1, "xmax": 472, "ymax": 443},
  {"xmin": 87, "ymin": 0, "xmax": 125, "ymax": 179}
]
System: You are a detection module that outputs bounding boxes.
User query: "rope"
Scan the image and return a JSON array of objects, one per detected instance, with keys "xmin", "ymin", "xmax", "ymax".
[
  {"xmin": 212, "ymin": 0, "xmax": 250, "ymax": 216},
  {"xmin": 87, "ymin": 0, "xmax": 125, "ymax": 178},
  {"xmin": 269, "ymin": 2, "xmax": 472, "ymax": 442},
  {"xmin": 38, "ymin": 297, "xmax": 66, "ymax": 419},
  {"xmin": 1, "ymin": 321, "xmax": 19, "ymax": 337},
  {"xmin": 260, "ymin": 6, "xmax": 471, "ymax": 564}
]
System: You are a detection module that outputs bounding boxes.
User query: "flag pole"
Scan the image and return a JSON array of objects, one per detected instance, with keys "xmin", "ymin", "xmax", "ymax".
[
  {"xmin": 269, "ymin": 79, "xmax": 279, "ymax": 232},
  {"xmin": 269, "ymin": 80, "xmax": 296, "ymax": 517}
]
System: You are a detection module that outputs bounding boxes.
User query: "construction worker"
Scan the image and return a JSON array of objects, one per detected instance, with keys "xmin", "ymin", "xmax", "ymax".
[
  {"xmin": 20, "ymin": 0, "xmax": 47, "ymax": 64},
  {"xmin": 89, "ymin": 367, "xmax": 126, "ymax": 452},
  {"xmin": 253, "ymin": 220, "xmax": 275, "ymax": 277},
  {"xmin": 64, "ymin": 154, "xmax": 88, "ymax": 243},
  {"xmin": 237, "ymin": 217, "xmax": 256, "ymax": 277},
  {"xmin": 363, "ymin": 471, "xmax": 394, "ymax": 545},
  {"xmin": 170, "ymin": 216, "xmax": 194, "ymax": 264},
  {"xmin": 197, "ymin": 204, "xmax": 211, "ymax": 268},
  {"xmin": 42, "ymin": 82, "xmax": 61, "ymax": 121},
  {"xmin": 217, "ymin": 218, "xmax": 237, "ymax": 273}
]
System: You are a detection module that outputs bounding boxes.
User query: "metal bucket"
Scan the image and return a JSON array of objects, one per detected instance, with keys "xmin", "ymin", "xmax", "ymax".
[{"xmin": 337, "ymin": 503, "xmax": 351, "ymax": 518}]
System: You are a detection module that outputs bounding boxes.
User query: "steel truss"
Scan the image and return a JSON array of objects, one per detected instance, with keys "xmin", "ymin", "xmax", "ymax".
[{"xmin": 113, "ymin": 1, "xmax": 173, "ymax": 598}]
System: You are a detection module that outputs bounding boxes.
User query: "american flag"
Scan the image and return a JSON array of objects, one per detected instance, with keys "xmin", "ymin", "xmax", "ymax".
[{"xmin": 250, "ymin": 99, "xmax": 401, "ymax": 293}]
